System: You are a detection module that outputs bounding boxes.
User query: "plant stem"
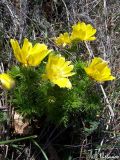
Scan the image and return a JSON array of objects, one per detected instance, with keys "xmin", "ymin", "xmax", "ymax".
[
  {"xmin": 0, "ymin": 135, "xmax": 37, "ymax": 145},
  {"xmin": 100, "ymin": 84, "xmax": 114, "ymax": 117}
]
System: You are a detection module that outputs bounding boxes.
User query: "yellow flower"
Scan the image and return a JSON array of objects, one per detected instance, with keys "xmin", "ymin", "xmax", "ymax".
[
  {"xmin": 84, "ymin": 57, "xmax": 115, "ymax": 82},
  {"xmin": 70, "ymin": 22, "xmax": 96, "ymax": 41},
  {"xmin": 42, "ymin": 53, "xmax": 75, "ymax": 89},
  {"xmin": 10, "ymin": 38, "xmax": 52, "ymax": 66},
  {"xmin": 54, "ymin": 32, "xmax": 71, "ymax": 47},
  {"xmin": 0, "ymin": 73, "xmax": 15, "ymax": 90}
]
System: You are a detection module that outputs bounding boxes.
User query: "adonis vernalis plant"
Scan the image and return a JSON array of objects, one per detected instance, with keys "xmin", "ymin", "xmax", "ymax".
[{"xmin": 0, "ymin": 21, "xmax": 115, "ymax": 126}]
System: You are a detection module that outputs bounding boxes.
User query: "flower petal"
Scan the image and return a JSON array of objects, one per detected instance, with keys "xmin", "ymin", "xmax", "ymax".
[
  {"xmin": 10, "ymin": 39, "xmax": 23, "ymax": 63},
  {"xmin": 27, "ymin": 44, "xmax": 51, "ymax": 66},
  {"xmin": 21, "ymin": 38, "xmax": 32, "ymax": 63},
  {"xmin": 0, "ymin": 73, "xmax": 15, "ymax": 90},
  {"xmin": 53, "ymin": 78, "xmax": 72, "ymax": 89}
]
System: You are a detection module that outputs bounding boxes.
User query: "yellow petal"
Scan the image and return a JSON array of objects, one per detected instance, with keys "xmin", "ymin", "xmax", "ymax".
[
  {"xmin": 84, "ymin": 67, "xmax": 94, "ymax": 77},
  {"xmin": 90, "ymin": 57, "xmax": 103, "ymax": 67},
  {"xmin": 48, "ymin": 54, "xmax": 62, "ymax": 66},
  {"xmin": 63, "ymin": 72, "xmax": 76, "ymax": 77},
  {"xmin": 103, "ymin": 76, "xmax": 115, "ymax": 81},
  {"xmin": 21, "ymin": 38, "xmax": 32, "ymax": 63},
  {"xmin": 0, "ymin": 73, "xmax": 15, "ymax": 90},
  {"xmin": 62, "ymin": 61, "xmax": 72, "ymax": 69},
  {"xmin": 53, "ymin": 78, "xmax": 72, "ymax": 89},
  {"xmin": 57, "ymin": 56, "xmax": 66, "ymax": 67},
  {"xmin": 86, "ymin": 36, "xmax": 96, "ymax": 41},
  {"xmin": 10, "ymin": 39, "xmax": 23, "ymax": 63},
  {"xmin": 27, "ymin": 44, "xmax": 51, "ymax": 66},
  {"xmin": 30, "ymin": 43, "xmax": 47, "ymax": 55},
  {"xmin": 86, "ymin": 24, "xmax": 96, "ymax": 36},
  {"xmin": 96, "ymin": 75, "xmax": 115, "ymax": 82},
  {"xmin": 63, "ymin": 65, "xmax": 74, "ymax": 74},
  {"xmin": 28, "ymin": 50, "xmax": 50, "ymax": 66},
  {"xmin": 101, "ymin": 66, "xmax": 111, "ymax": 74},
  {"xmin": 96, "ymin": 63, "xmax": 108, "ymax": 72}
]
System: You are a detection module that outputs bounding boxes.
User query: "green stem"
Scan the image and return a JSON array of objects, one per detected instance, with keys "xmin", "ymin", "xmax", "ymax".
[{"xmin": 0, "ymin": 135, "xmax": 37, "ymax": 145}]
